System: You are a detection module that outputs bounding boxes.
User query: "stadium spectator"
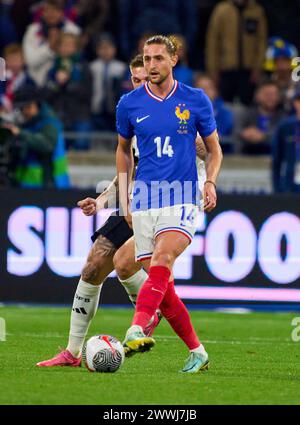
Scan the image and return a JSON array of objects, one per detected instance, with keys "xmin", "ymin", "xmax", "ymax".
[
  {"xmin": 195, "ymin": 74, "xmax": 234, "ymax": 139},
  {"xmin": 240, "ymin": 81, "xmax": 283, "ymax": 155},
  {"xmin": 90, "ymin": 34, "xmax": 126, "ymax": 131},
  {"xmin": 118, "ymin": 0, "xmax": 197, "ymax": 60},
  {"xmin": 44, "ymin": 32, "xmax": 92, "ymax": 150},
  {"xmin": 272, "ymin": 88, "xmax": 300, "ymax": 193},
  {"xmin": 173, "ymin": 35, "xmax": 194, "ymax": 87},
  {"xmin": 22, "ymin": 0, "xmax": 80, "ymax": 86},
  {"xmin": 0, "ymin": 44, "xmax": 35, "ymax": 117},
  {"xmin": 205, "ymin": 0, "xmax": 268, "ymax": 105},
  {"xmin": 1, "ymin": 86, "xmax": 70, "ymax": 188},
  {"xmin": 264, "ymin": 37, "xmax": 299, "ymax": 113}
]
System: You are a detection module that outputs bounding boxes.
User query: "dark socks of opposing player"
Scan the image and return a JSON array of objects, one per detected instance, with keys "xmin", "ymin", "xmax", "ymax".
[{"xmin": 132, "ymin": 265, "xmax": 200, "ymax": 350}]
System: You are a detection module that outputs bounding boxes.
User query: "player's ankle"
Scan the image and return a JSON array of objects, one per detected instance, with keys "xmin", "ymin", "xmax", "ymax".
[{"xmin": 190, "ymin": 344, "xmax": 207, "ymax": 356}]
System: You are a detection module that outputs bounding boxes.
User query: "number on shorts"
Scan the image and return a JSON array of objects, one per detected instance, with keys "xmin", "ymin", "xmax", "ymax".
[{"xmin": 180, "ymin": 206, "xmax": 196, "ymax": 226}]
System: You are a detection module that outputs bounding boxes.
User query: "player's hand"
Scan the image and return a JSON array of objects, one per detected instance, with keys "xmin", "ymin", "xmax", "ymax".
[
  {"xmin": 203, "ymin": 181, "xmax": 217, "ymax": 212},
  {"xmin": 77, "ymin": 197, "xmax": 97, "ymax": 216}
]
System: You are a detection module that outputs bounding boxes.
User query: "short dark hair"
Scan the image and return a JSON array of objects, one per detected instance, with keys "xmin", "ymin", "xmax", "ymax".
[
  {"xmin": 256, "ymin": 80, "xmax": 279, "ymax": 92},
  {"xmin": 130, "ymin": 54, "xmax": 144, "ymax": 69},
  {"xmin": 14, "ymin": 86, "xmax": 43, "ymax": 108}
]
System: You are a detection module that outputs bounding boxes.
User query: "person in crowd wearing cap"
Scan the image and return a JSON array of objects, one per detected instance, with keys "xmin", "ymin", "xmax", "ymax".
[
  {"xmin": 272, "ymin": 88, "xmax": 300, "ymax": 193},
  {"xmin": 0, "ymin": 86, "xmax": 70, "ymax": 188},
  {"xmin": 264, "ymin": 37, "xmax": 299, "ymax": 113},
  {"xmin": 22, "ymin": 0, "xmax": 81, "ymax": 87},
  {"xmin": 90, "ymin": 33, "xmax": 126, "ymax": 131}
]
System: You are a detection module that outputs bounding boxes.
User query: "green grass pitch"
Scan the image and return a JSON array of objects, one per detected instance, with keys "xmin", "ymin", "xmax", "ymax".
[{"xmin": 0, "ymin": 305, "xmax": 300, "ymax": 405}]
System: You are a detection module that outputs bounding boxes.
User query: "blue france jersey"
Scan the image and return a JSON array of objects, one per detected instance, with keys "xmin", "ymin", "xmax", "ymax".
[{"xmin": 116, "ymin": 81, "xmax": 217, "ymax": 211}]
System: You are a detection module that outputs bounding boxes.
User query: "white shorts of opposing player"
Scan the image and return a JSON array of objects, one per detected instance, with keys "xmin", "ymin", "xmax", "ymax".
[
  {"xmin": 196, "ymin": 157, "xmax": 206, "ymax": 211},
  {"xmin": 132, "ymin": 203, "xmax": 198, "ymax": 262}
]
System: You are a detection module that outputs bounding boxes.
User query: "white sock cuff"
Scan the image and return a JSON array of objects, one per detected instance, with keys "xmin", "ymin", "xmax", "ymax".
[
  {"xmin": 190, "ymin": 344, "xmax": 207, "ymax": 356},
  {"xmin": 77, "ymin": 278, "xmax": 102, "ymax": 296},
  {"xmin": 118, "ymin": 269, "xmax": 148, "ymax": 285}
]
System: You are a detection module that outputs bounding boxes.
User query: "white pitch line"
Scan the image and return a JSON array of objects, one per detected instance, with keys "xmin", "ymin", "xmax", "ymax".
[
  {"xmin": 4, "ymin": 333, "xmax": 296, "ymax": 346},
  {"xmin": 154, "ymin": 335, "xmax": 294, "ymax": 345},
  {"xmin": 6, "ymin": 332, "xmax": 65, "ymax": 338}
]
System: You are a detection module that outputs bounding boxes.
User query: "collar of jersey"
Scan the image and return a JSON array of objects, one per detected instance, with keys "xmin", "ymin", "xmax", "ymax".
[{"xmin": 145, "ymin": 80, "xmax": 178, "ymax": 102}]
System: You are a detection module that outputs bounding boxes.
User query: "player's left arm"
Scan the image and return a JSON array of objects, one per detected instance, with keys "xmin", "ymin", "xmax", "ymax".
[{"xmin": 202, "ymin": 130, "xmax": 223, "ymax": 212}]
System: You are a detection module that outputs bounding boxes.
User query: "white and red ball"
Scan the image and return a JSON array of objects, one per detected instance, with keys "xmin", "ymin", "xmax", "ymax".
[{"xmin": 83, "ymin": 334, "xmax": 125, "ymax": 373}]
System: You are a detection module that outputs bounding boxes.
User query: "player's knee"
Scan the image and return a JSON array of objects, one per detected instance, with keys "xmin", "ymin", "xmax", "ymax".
[
  {"xmin": 113, "ymin": 251, "xmax": 132, "ymax": 280},
  {"xmin": 152, "ymin": 251, "xmax": 173, "ymax": 269},
  {"xmin": 81, "ymin": 260, "xmax": 102, "ymax": 285}
]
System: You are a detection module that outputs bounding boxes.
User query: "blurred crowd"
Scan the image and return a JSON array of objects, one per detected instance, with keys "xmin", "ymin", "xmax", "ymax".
[{"xmin": 0, "ymin": 0, "xmax": 300, "ymax": 192}]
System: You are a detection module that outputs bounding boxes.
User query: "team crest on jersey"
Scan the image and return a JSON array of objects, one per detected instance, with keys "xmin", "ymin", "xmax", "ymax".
[{"xmin": 175, "ymin": 104, "xmax": 190, "ymax": 134}]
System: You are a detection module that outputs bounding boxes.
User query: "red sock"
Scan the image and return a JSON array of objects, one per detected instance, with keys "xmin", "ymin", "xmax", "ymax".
[
  {"xmin": 132, "ymin": 266, "xmax": 171, "ymax": 329},
  {"xmin": 159, "ymin": 280, "xmax": 200, "ymax": 350}
]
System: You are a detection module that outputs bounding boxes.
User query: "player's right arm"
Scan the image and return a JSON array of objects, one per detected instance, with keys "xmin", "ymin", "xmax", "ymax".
[
  {"xmin": 77, "ymin": 176, "xmax": 119, "ymax": 216},
  {"xmin": 116, "ymin": 135, "xmax": 134, "ymax": 227},
  {"xmin": 79, "ymin": 89, "xmax": 136, "ymax": 217}
]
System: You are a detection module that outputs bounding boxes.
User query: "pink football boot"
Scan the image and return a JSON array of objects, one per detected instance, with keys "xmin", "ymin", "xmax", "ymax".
[
  {"xmin": 36, "ymin": 349, "xmax": 81, "ymax": 367},
  {"xmin": 144, "ymin": 310, "xmax": 162, "ymax": 337}
]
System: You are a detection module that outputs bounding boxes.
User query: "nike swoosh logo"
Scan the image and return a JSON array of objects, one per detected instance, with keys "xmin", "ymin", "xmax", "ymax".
[
  {"xmin": 151, "ymin": 287, "xmax": 164, "ymax": 295},
  {"xmin": 136, "ymin": 115, "xmax": 150, "ymax": 123}
]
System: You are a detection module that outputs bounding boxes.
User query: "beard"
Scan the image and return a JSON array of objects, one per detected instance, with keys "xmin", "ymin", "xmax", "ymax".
[{"xmin": 149, "ymin": 72, "xmax": 169, "ymax": 85}]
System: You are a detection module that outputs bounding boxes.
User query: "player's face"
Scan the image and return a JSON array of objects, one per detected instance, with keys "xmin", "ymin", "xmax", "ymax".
[
  {"xmin": 130, "ymin": 66, "xmax": 148, "ymax": 89},
  {"xmin": 143, "ymin": 44, "xmax": 177, "ymax": 85}
]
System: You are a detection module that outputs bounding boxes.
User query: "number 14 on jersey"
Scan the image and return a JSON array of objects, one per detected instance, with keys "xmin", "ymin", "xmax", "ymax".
[{"xmin": 154, "ymin": 137, "xmax": 174, "ymax": 158}]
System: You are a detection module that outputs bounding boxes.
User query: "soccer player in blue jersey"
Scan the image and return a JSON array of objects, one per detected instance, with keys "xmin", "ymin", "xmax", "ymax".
[{"xmin": 116, "ymin": 35, "xmax": 223, "ymax": 373}]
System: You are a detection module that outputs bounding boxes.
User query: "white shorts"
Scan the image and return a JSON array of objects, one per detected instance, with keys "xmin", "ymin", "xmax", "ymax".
[{"xmin": 132, "ymin": 204, "xmax": 198, "ymax": 261}]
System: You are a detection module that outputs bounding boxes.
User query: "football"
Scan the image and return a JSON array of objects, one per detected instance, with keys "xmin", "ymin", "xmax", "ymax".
[{"xmin": 82, "ymin": 335, "xmax": 125, "ymax": 373}]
